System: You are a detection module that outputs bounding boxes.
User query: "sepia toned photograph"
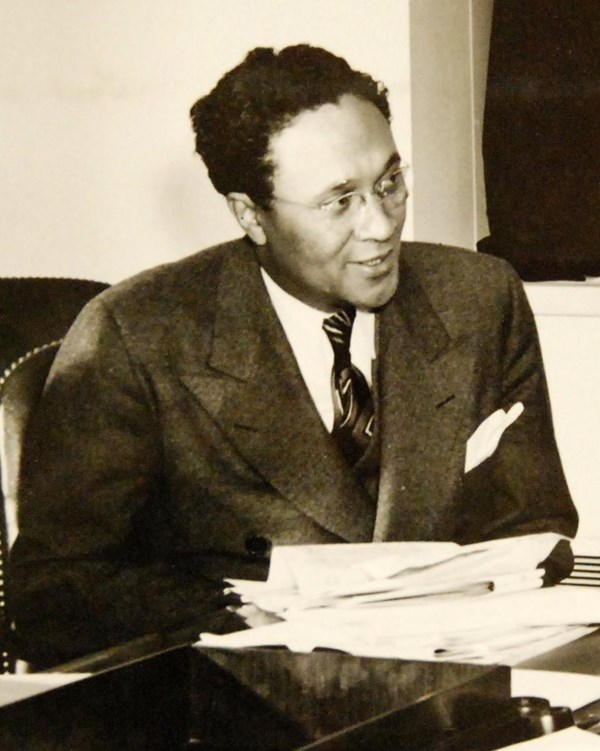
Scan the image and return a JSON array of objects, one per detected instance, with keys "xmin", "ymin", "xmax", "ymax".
[{"xmin": 1, "ymin": 1, "xmax": 599, "ymax": 748}]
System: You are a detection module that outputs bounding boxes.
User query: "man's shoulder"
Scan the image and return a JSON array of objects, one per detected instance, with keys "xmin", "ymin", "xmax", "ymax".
[
  {"xmin": 109, "ymin": 237, "xmax": 245, "ymax": 299},
  {"xmin": 68, "ymin": 237, "xmax": 253, "ymax": 349},
  {"xmin": 402, "ymin": 242, "xmax": 519, "ymax": 291},
  {"xmin": 94, "ymin": 237, "xmax": 249, "ymax": 318},
  {"xmin": 398, "ymin": 242, "xmax": 525, "ymax": 321},
  {"xmin": 401, "ymin": 241, "xmax": 516, "ymax": 284}
]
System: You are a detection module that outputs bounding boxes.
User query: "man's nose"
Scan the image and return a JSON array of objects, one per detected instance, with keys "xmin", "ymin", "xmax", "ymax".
[{"xmin": 353, "ymin": 193, "xmax": 398, "ymax": 242}]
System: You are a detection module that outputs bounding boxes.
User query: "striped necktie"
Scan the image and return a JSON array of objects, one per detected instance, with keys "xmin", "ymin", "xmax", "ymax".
[{"xmin": 322, "ymin": 307, "xmax": 375, "ymax": 465}]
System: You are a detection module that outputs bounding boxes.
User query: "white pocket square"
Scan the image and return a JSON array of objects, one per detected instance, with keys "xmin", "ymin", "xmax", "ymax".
[{"xmin": 464, "ymin": 402, "xmax": 524, "ymax": 473}]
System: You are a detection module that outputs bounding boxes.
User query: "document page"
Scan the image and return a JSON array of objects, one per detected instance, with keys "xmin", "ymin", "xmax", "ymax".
[
  {"xmin": 198, "ymin": 535, "xmax": 600, "ymax": 665},
  {"xmin": 0, "ymin": 672, "xmax": 90, "ymax": 707},
  {"xmin": 498, "ymin": 726, "xmax": 600, "ymax": 749},
  {"xmin": 512, "ymin": 670, "xmax": 600, "ymax": 710}
]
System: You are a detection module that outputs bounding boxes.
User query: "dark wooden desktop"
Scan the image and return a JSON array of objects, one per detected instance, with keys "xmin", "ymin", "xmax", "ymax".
[
  {"xmin": 3, "ymin": 627, "xmax": 600, "ymax": 751},
  {"xmin": 0, "ymin": 639, "xmax": 513, "ymax": 751}
]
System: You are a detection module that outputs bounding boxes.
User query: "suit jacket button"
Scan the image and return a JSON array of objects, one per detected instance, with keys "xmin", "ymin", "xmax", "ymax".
[{"xmin": 245, "ymin": 535, "xmax": 271, "ymax": 557}]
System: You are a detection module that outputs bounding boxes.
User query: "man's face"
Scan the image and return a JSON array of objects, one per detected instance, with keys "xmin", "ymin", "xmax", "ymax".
[{"xmin": 254, "ymin": 94, "xmax": 406, "ymax": 312}]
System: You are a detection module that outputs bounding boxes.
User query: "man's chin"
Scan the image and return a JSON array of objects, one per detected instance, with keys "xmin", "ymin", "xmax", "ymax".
[{"xmin": 354, "ymin": 271, "xmax": 400, "ymax": 312}]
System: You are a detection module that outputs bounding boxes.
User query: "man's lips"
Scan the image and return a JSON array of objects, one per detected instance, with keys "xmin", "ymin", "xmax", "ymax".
[{"xmin": 351, "ymin": 248, "xmax": 396, "ymax": 267}]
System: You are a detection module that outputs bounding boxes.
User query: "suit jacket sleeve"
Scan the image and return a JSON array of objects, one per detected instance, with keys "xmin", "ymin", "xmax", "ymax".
[
  {"xmin": 456, "ymin": 259, "xmax": 578, "ymax": 569},
  {"xmin": 8, "ymin": 298, "xmax": 243, "ymax": 667}
]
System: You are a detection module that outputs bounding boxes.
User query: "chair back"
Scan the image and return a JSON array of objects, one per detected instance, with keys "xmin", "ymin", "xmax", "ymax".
[
  {"xmin": 0, "ymin": 276, "xmax": 108, "ymax": 672},
  {"xmin": 0, "ymin": 343, "xmax": 61, "ymax": 548},
  {"xmin": 0, "ymin": 277, "xmax": 108, "ymax": 374}
]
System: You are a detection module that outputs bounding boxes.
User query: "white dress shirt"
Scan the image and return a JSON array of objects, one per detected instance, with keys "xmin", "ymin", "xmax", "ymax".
[{"xmin": 261, "ymin": 268, "xmax": 376, "ymax": 431}]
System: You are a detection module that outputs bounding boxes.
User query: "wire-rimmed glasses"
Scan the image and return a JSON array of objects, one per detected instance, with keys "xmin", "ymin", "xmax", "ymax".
[{"xmin": 272, "ymin": 164, "xmax": 410, "ymax": 222}]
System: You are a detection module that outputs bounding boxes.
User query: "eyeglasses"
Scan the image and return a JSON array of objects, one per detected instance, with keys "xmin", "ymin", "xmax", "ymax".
[{"xmin": 272, "ymin": 164, "xmax": 410, "ymax": 221}]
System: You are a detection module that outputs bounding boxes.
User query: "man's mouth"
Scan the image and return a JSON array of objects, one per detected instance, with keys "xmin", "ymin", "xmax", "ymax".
[{"xmin": 354, "ymin": 248, "xmax": 395, "ymax": 267}]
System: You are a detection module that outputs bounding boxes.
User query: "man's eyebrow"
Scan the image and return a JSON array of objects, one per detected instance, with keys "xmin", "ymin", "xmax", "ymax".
[
  {"xmin": 380, "ymin": 152, "xmax": 402, "ymax": 175},
  {"xmin": 318, "ymin": 178, "xmax": 352, "ymax": 199}
]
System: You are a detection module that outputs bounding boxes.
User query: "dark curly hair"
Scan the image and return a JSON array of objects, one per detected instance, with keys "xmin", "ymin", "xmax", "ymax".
[{"xmin": 190, "ymin": 45, "xmax": 391, "ymax": 207}]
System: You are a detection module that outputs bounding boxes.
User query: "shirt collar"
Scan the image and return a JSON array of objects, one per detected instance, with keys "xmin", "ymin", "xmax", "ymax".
[{"xmin": 260, "ymin": 267, "xmax": 376, "ymax": 361}]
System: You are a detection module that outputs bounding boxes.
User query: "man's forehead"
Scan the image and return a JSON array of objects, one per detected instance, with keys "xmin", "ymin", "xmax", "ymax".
[{"xmin": 268, "ymin": 94, "xmax": 398, "ymax": 199}]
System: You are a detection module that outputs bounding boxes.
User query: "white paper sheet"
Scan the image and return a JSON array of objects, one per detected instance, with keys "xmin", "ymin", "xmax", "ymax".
[
  {"xmin": 573, "ymin": 539, "xmax": 600, "ymax": 557},
  {"xmin": 513, "ymin": 670, "xmax": 600, "ymax": 711},
  {"xmin": 0, "ymin": 672, "xmax": 90, "ymax": 707},
  {"xmin": 498, "ymin": 726, "xmax": 600, "ymax": 749},
  {"xmin": 201, "ymin": 537, "xmax": 600, "ymax": 665},
  {"xmin": 262, "ymin": 534, "xmax": 561, "ymax": 602}
]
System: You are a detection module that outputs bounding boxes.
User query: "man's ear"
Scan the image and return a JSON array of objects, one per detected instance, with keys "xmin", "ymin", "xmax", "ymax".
[{"xmin": 226, "ymin": 193, "xmax": 267, "ymax": 246}]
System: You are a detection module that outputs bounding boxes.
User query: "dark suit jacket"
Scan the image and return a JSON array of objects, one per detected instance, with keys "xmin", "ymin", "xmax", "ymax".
[{"xmin": 9, "ymin": 239, "xmax": 577, "ymax": 665}]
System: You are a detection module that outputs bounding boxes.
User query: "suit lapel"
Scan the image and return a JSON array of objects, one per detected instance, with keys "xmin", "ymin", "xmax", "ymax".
[
  {"xmin": 180, "ymin": 246, "xmax": 375, "ymax": 542},
  {"xmin": 374, "ymin": 257, "xmax": 475, "ymax": 541}
]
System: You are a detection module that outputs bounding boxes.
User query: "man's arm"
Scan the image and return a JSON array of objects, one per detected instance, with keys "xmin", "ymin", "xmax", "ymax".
[
  {"xmin": 457, "ymin": 259, "xmax": 578, "ymax": 576},
  {"xmin": 8, "ymin": 298, "xmax": 242, "ymax": 668}
]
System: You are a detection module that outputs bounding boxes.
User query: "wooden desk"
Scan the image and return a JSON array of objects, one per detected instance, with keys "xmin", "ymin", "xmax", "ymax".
[
  {"xmin": 1, "ymin": 628, "xmax": 599, "ymax": 750},
  {"xmin": 517, "ymin": 628, "xmax": 600, "ymax": 674},
  {"xmin": 0, "ymin": 636, "xmax": 522, "ymax": 751}
]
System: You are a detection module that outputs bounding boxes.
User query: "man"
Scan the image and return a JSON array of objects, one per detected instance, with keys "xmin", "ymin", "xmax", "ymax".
[{"xmin": 9, "ymin": 45, "xmax": 577, "ymax": 667}]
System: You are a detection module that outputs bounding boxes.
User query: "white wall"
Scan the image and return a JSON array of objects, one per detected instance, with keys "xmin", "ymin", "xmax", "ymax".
[
  {"xmin": 470, "ymin": 0, "xmax": 494, "ymax": 242},
  {"xmin": 526, "ymin": 284, "xmax": 600, "ymax": 541},
  {"xmin": 408, "ymin": 0, "xmax": 492, "ymax": 250},
  {"xmin": 0, "ymin": 0, "xmax": 412, "ymax": 283}
]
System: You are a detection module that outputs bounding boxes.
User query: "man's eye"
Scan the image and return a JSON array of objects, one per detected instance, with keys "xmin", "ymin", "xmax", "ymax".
[
  {"xmin": 324, "ymin": 193, "xmax": 355, "ymax": 215},
  {"xmin": 379, "ymin": 170, "xmax": 403, "ymax": 194}
]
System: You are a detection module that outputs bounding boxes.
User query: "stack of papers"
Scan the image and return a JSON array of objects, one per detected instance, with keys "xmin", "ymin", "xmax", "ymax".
[
  {"xmin": 197, "ymin": 534, "xmax": 600, "ymax": 664},
  {"xmin": 228, "ymin": 535, "xmax": 559, "ymax": 614}
]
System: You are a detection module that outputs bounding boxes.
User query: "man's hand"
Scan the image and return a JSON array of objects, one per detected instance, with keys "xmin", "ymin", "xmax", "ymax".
[{"xmin": 228, "ymin": 603, "xmax": 282, "ymax": 629}]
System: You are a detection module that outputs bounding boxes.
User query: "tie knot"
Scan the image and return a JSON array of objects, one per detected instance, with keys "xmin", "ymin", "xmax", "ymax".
[{"xmin": 323, "ymin": 306, "xmax": 356, "ymax": 368}]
